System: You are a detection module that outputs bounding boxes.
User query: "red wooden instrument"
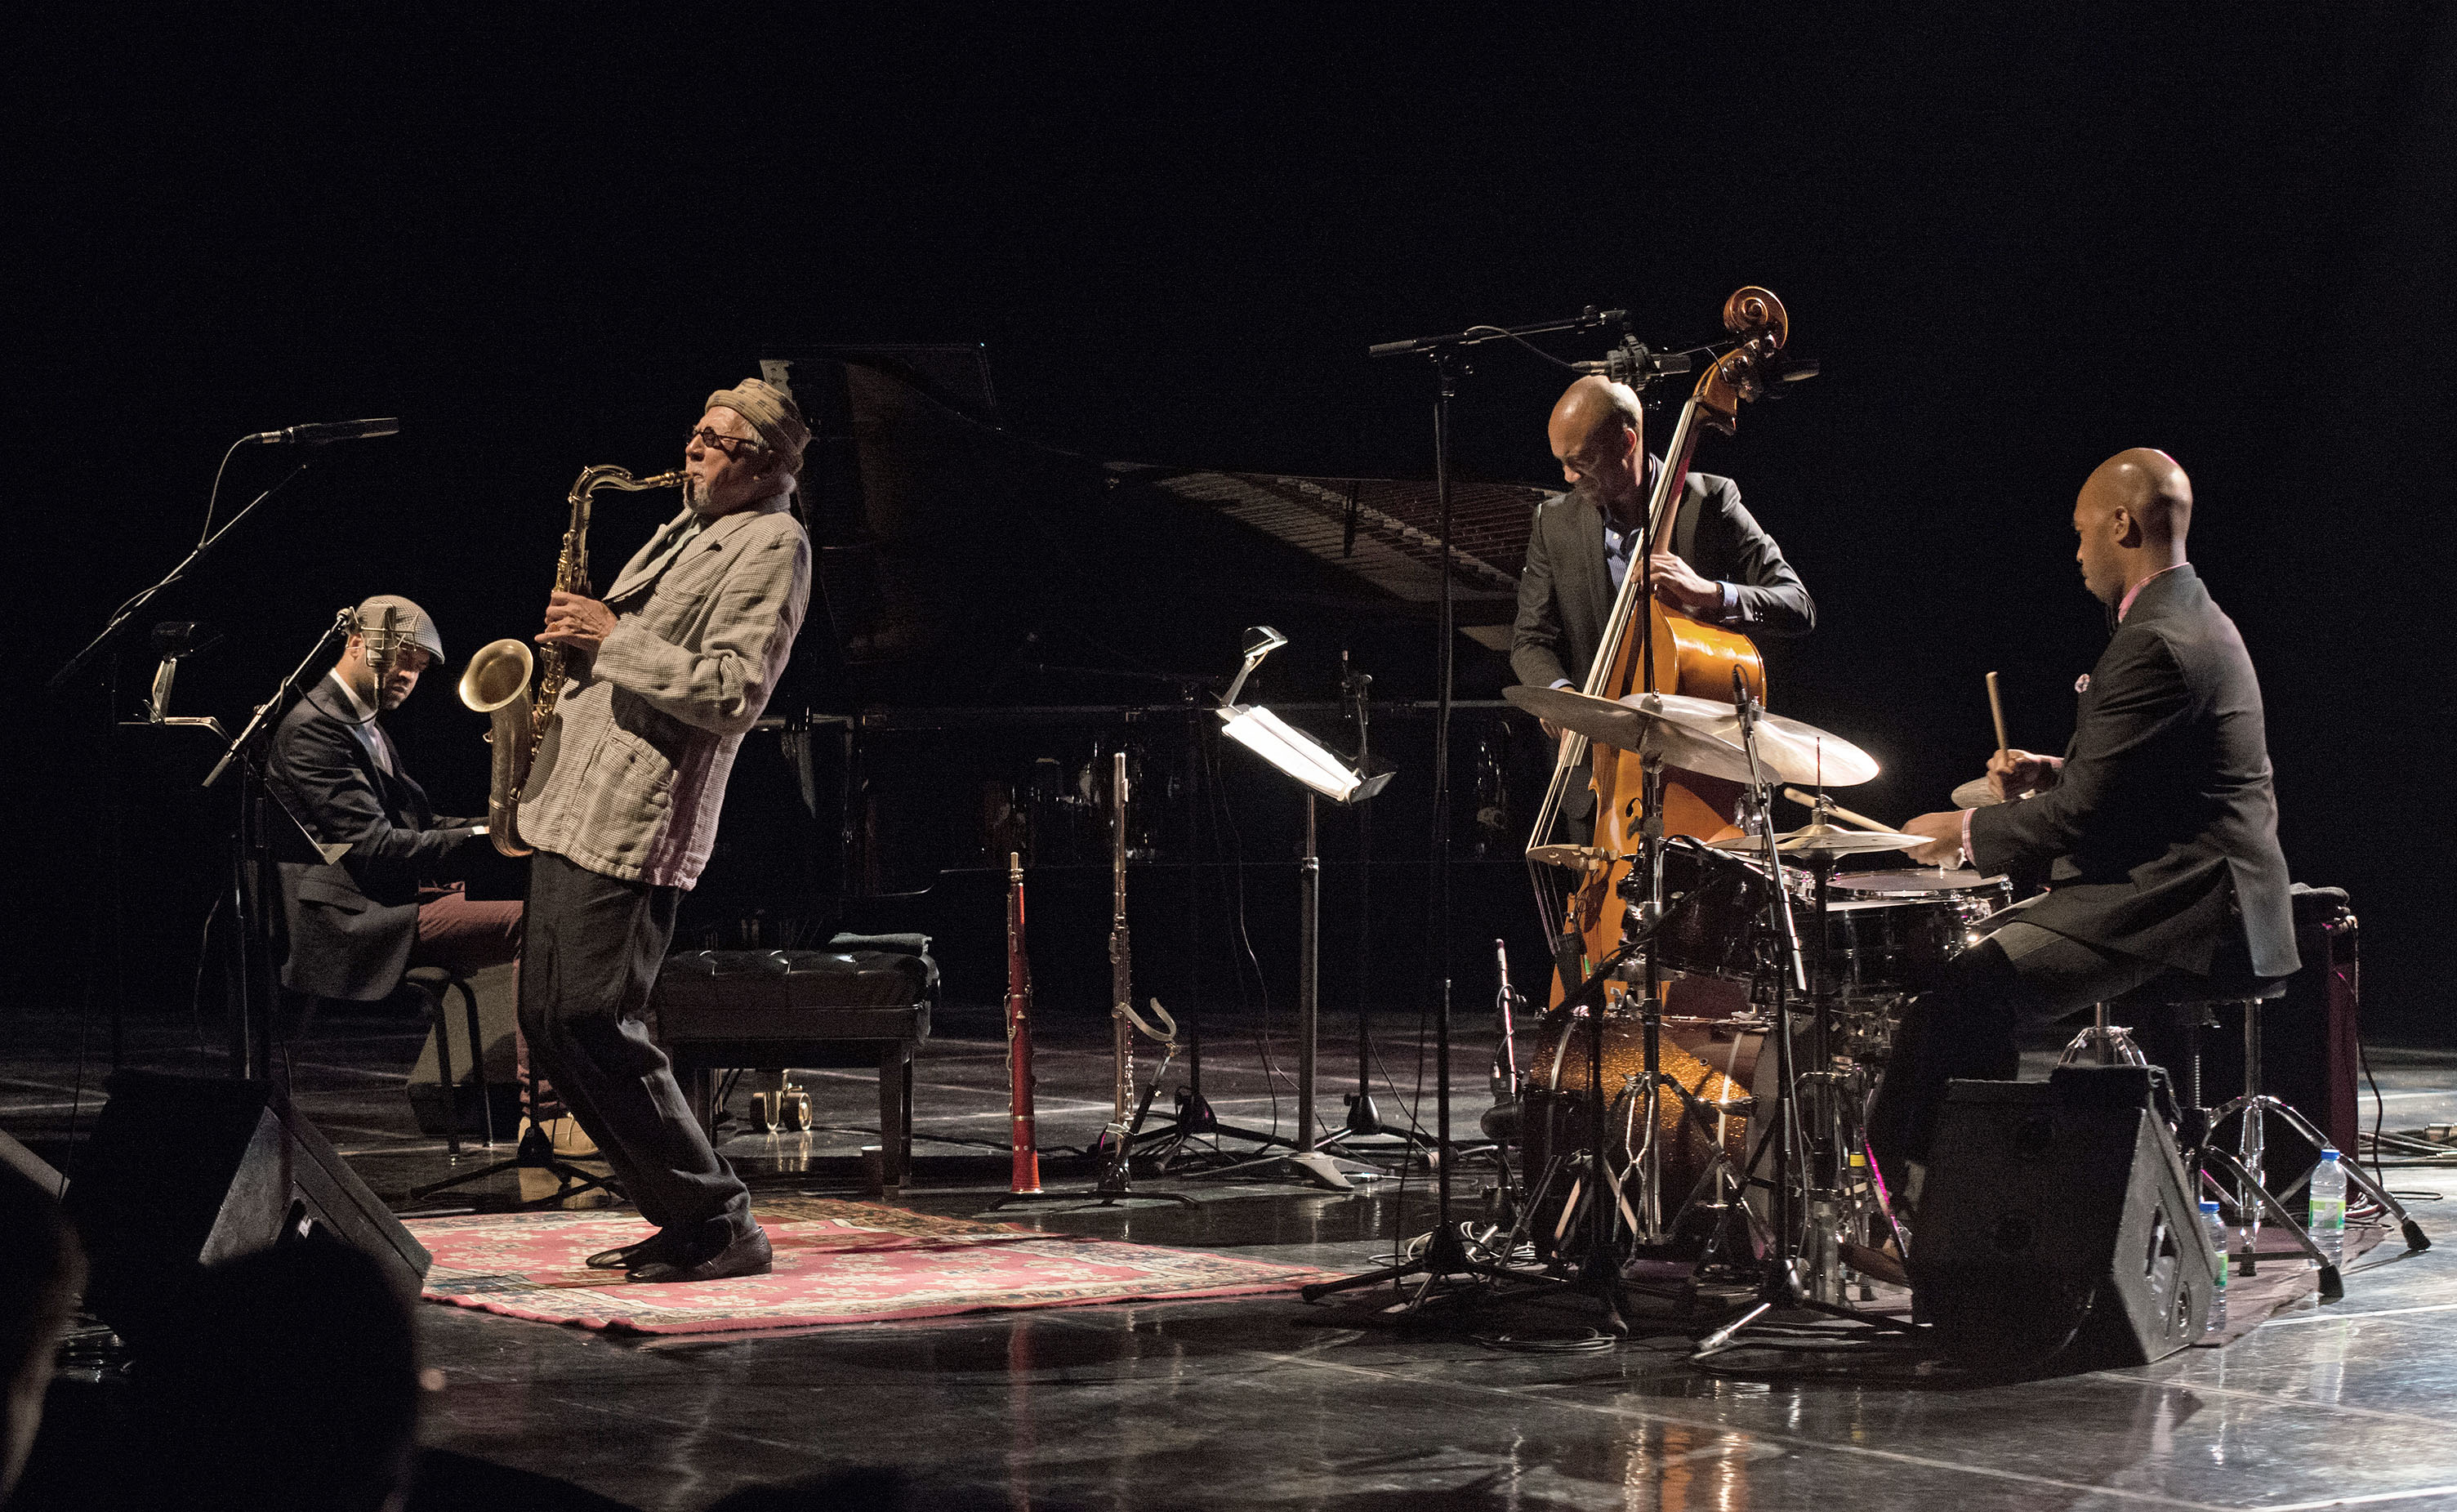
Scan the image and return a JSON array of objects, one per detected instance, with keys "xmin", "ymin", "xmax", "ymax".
[{"xmin": 1003, "ymin": 850, "xmax": 1041, "ymax": 1195}]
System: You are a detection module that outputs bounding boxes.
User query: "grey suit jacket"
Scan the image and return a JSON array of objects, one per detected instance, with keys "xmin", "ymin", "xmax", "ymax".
[
  {"xmin": 1969, "ymin": 566, "xmax": 2297, "ymax": 981},
  {"xmin": 1510, "ymin": 470, "xmax": 1813, "ymax": 692},
  {"xmin": 519, "ymin": 493, "xmax": 812, "ymax": 889}
]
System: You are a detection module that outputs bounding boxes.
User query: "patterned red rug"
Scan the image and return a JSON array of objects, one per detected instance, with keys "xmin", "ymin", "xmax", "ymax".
[{"xmin": 409, "ymin": 1198, "xmax": 1340, "ymax": 1335}]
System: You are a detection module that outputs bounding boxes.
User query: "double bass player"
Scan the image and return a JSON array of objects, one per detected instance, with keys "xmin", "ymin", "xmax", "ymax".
[{"xmin": 1513, "ymin": 374, "xmax": 1815, "ymax": 738}]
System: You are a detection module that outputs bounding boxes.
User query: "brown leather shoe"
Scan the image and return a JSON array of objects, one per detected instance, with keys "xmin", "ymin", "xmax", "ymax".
[
  {"xmin": 627, "ymin": 1220, "xmax": 772, "ymax": 1284},
  {"xmin": 586, "ymin": 1229, "xmax": 680, "ymax": 1271}
]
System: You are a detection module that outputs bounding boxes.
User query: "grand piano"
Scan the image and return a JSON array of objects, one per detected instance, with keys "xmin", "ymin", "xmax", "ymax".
[{"xmin": 687, "ymin": 346, "xmax": 1563, "ymax": 1017}]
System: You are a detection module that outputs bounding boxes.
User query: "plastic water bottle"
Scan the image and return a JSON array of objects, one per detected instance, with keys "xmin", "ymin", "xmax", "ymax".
[
  {"xmin": 2200, "ymin": 1199, "xmax": 2229, "ymax": 1335},
  {"xmin": 2308, "ymin": 1148, "xmax": 2348, "ymax": 1267}
]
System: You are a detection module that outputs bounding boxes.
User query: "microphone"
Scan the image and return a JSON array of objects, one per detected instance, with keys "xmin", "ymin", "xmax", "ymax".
[
  {"xmin": 1570, "ymin": 338, "xmax": 1691, "ymax": 390},
  {"xmin": 242, "ymin": 417, "xmax": 401, "ymax": 445},
  {"xmin": 357, "ymin": 604, "xmax": 403, "ymax": 682}
]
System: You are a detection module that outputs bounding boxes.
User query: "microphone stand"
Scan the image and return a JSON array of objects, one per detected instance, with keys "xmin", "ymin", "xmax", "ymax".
[
  {"xmin": 51, "ymin": 462, "xmax": 315, "ymax": 691},
  {"xmin": 1304, "ymin": 306, "xmax": 1645, "ymax": 1315},
  {"xmin": 47, "ymin": 451, "xmax": 317, "ymax": 1091},
  {"xmin": 202, "ymin": 613, "xmax": 356, "ymax": 1082},
  {"xmin": 1325, "ymin": 657, "xmax": 1436, "ymax": 1161}
]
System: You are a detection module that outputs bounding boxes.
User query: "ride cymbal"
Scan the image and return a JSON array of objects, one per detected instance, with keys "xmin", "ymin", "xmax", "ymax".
[{"xmin": 1504, "ymin": 685, "xmax": 1879, "ymax": 787}]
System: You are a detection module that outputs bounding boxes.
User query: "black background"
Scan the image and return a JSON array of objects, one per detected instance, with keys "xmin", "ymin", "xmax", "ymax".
[{"xmin": 8, "ymin": 10, "xmax": 2453, "ymax": 1039}]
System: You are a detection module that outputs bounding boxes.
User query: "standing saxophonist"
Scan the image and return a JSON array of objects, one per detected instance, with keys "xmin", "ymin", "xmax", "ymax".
[{"xmin": 519, "ymin": 380, "xmax": 812, "ymax": 1283}]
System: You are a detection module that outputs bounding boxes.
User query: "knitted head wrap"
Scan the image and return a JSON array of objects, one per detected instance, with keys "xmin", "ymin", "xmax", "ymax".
[{"xmin": 704, "ymin": 378, "xmax": 809, "ymax": 477}]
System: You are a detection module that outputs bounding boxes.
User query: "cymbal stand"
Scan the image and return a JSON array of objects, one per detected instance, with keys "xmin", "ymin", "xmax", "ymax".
[{"xmin": 1692, "ymin": 676, "xmax": 1919, "ymax": 1357}]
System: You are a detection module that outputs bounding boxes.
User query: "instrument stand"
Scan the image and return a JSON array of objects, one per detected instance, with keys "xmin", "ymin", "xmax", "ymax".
[
  {"xmin": 1018, "ymin": 755, "xmax": 1202, "ymax": 1212},
  {"xmin": 1692, "ymin": 685, "xmax": 1919, "ymax": 1358}
]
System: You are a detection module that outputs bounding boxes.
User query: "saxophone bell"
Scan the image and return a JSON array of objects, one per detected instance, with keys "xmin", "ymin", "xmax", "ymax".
[{"xmin": 459, "ymin": 638, "xmax": 537, "ymax": 858}]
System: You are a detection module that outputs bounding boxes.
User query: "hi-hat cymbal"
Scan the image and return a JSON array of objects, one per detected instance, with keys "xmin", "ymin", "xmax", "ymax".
[
  {"xmin": 1527, "ymin": 844, "xmax": 1608, "ymax": 870},
  {"xmin": 1711, "ymin": 823, "xmax": 1925, "ymax": 857},
  {"xmin": 1504, "ymin": 685, "xmax": 1879, "ymax": 787}
]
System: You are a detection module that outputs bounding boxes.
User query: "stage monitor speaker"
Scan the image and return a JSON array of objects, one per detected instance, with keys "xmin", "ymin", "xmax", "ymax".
[
  {"xmin": 1911, "ymin": 1065, "xmax": 2215, "ymax": 1367},
  {"xmin": 61, "ymin": 1070, "xmax": 430, "ymax": 1345}
]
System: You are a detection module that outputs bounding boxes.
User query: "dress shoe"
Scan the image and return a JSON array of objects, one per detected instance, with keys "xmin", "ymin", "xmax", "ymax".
[
  {"xmin": 585, "ymin": 1229, "xmax": 681, "ymax": 1271},
  {"xmin": 627, "ymin": 1220, "xmax": 772, "ymax": 1284}
]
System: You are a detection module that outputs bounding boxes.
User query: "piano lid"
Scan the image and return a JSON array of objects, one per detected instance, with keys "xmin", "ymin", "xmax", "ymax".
[{"xmin": 760, "ymin": 348, "xmax": 1550, "ymax": 704}]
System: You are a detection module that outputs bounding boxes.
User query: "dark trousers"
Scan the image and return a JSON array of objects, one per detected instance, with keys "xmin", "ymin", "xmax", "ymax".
[
  {"xmin": 1866, "ymin": 919, "xmax": 2166, "ymax": 1189},
  {"xmin": 517, "ymin": 851, "xmax": 748, "ymax": 1235},
  {"xmin": 409, "ymin": 886, "xmax": 523, "ymax": 978}
]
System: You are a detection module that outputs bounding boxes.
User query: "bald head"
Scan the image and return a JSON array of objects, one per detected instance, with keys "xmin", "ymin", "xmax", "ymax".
[
  {"xmin": 1548, "ymin": 377, "xmax": 1648, "ymax": 520},
  {"xmin": 2074, "ymin": 448, "xmax": 2192, "ymax": 605}
]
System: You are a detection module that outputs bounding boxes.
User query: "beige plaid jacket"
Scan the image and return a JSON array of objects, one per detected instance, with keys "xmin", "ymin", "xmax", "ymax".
[{"xmin": 519, "ymin": 493, "xmax": 811, "ymax": 888}]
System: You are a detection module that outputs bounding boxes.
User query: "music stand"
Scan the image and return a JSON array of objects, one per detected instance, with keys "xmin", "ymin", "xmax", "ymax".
[{"xmin": 1197, "ymin": 628, "xmax": 1392, "ymax": 1192}]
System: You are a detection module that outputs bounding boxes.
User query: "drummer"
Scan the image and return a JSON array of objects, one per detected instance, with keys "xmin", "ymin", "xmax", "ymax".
[
  {"xmin": 1871, "ymin": 449, "xmax": 2298, "ymax": 1210},
  {"xmin": 1512, "ymin": 376, "xmax": 1814, "ymax": 741}
]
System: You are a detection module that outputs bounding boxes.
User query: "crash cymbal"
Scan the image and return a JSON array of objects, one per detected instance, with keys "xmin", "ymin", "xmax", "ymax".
[
  {"xmin": 1711, "ymin": 823, "xmax": 1925, "ymax": 857},
  {"xmin": 1504, "ymin": 685, "xmax": 1880, "ymax": 787},
  {"xmin": 1527, "ymin": 844, "xmax": 1608, "ymax": 870}
]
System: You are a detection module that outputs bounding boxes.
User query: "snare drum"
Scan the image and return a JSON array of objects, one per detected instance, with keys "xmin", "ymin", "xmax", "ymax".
[{"xmin": 1817, "ymin": 868, "xmax": 2012, "ymax": 999}]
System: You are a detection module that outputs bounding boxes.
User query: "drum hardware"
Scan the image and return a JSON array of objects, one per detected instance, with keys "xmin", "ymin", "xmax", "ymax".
[
  {"xmin": 1692, "ymin": 676, "xmax": 1920, "ymax": 1358},
  {"xmin": 1778, "ymin": 787, "xmax": 1893, "ymax": 835},
  {"xmin": 2059, "ymin": 1002, "xmax": 2150, "ymax": 1068}
]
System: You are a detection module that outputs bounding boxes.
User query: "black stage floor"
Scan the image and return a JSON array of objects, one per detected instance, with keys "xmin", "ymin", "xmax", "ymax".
[{"xmin": 8, "ymin": 999, "xmax": 2457, "ymax": 1510}]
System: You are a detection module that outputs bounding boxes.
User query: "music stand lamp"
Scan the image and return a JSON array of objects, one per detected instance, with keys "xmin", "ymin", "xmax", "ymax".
[{"xmin": 1202, "ymin": 627, "xmax": 1393, "ymax": 1192}]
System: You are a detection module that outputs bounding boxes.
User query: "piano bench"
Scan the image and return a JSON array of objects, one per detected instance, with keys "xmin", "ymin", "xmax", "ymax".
[{"xmin": 651, "ymin": 939, "xmax": 937, "ymax": 1191}]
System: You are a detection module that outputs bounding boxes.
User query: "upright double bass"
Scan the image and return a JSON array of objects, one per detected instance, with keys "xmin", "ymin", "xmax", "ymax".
[{"xmin": 1527, "ymin": 288, "xmax": 1796, "ymax": 1003}]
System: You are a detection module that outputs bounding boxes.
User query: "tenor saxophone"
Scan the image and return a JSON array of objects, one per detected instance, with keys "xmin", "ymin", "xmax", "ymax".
[{"xmin": 459, "ymin": 464, "xmax": 684, "ymax": 859}]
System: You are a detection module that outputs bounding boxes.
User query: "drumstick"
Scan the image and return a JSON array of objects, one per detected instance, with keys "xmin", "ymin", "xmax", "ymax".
[
  {"xmin": 1987, "ymin": 671, "xmax": 2009, "ymax": 765},
  {"xmin": 1780, "ymin": 787, "xmax": 1891, "ymax": 833}
]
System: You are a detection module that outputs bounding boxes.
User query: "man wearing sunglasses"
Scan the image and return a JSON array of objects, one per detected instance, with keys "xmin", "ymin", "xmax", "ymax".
[{"xmin": 516, "ymin": 379, "xmax": 814, "ymax": 1284}]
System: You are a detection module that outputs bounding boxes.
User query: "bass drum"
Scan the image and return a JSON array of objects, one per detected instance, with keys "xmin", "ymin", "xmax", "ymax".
[{"xmin": 1519, "ymin": 1014, "xmax": 1778, "ymax": 1256}]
